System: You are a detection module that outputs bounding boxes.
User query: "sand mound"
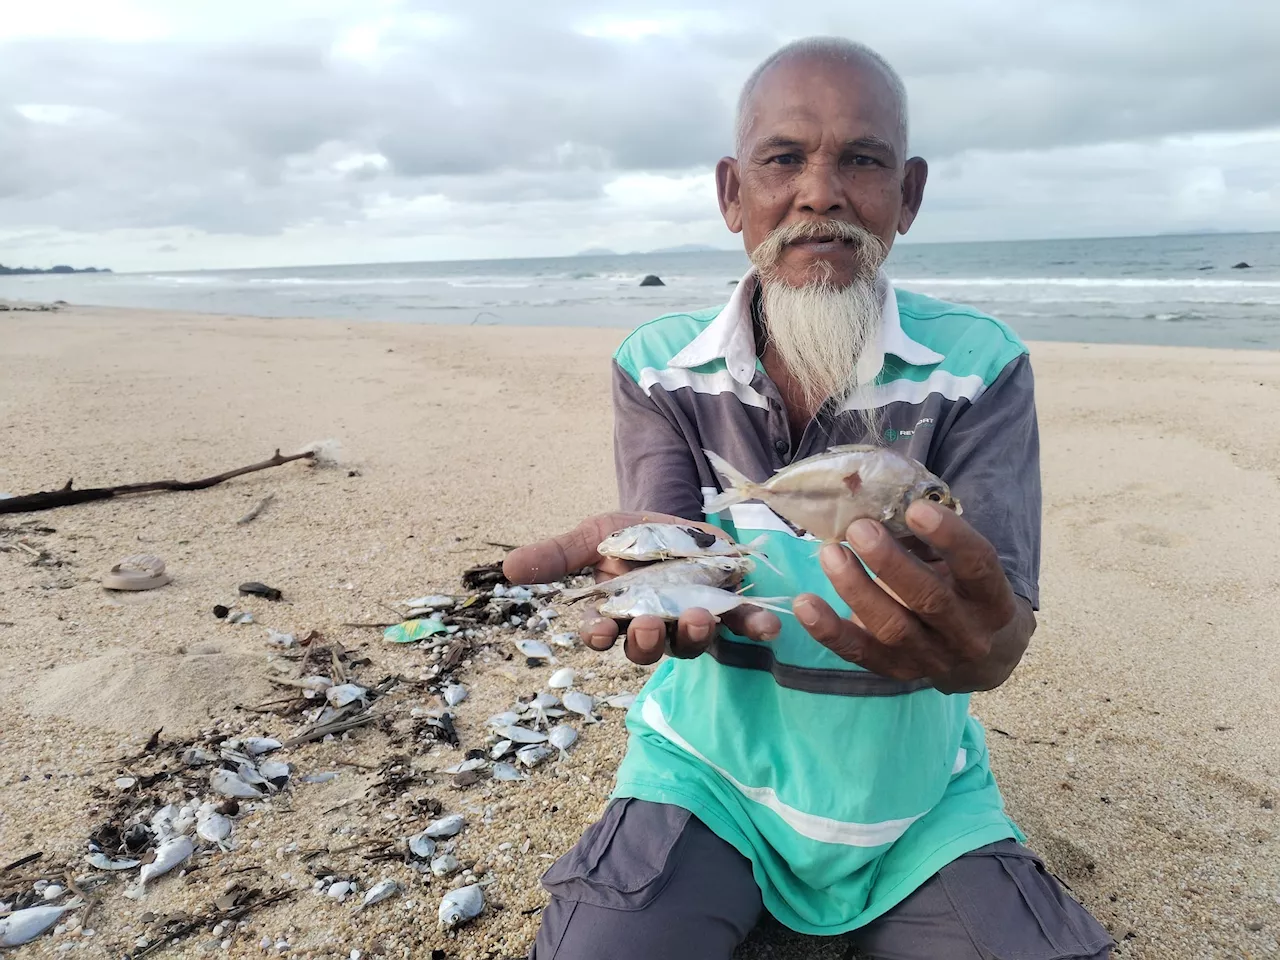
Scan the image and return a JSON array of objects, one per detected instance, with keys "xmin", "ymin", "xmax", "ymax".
[{"xmin": 24, "ymin": 651, "xmax": 276, "ymax": 736}]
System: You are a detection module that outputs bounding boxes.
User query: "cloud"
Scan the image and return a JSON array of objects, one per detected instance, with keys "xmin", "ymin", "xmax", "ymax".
[{"xmin": 0, "ymin": 0, "xmax": 1277, "ymax": 269}]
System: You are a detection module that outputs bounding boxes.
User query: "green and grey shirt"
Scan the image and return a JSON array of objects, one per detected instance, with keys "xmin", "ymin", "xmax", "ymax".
[{"xmin": 608, "ymin": 268, "xmax": 1041, "ymax": 935}]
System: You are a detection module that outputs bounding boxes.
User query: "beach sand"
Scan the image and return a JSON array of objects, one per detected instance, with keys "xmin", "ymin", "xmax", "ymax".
[{"xmin": 1, "ymin": 303, "xmax": 1277, "ymax": 959}]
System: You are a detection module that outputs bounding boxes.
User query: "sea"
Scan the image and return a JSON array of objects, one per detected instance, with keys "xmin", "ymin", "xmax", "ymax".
[{"xmin": 2, "ymin": 232, "xmax": 1278, "ymax": 349}]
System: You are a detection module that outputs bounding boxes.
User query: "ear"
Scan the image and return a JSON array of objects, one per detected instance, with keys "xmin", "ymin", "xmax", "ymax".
[
  {"xmin": 716, "ymin": 156, "xmax": 744, "ymax": 234},
  {"xmin": 896, "ymin": 157, "xmax": 928, "ymax": 235}
]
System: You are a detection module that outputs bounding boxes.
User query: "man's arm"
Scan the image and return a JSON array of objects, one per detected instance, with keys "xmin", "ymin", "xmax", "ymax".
[{"xmin": 612, "ymin": 360, "xmax": 704, "ymax": 519}]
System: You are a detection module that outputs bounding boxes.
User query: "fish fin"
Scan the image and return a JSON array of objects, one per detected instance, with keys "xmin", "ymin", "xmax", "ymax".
[
  {"xmin": 702, "ymin": 449, "xmax": 755, "ymax": 515},
  {"xmin": 740, "ymin": 534, "xmax": 784, "ymax": 576},
  {"xmin": 554, "ymin": 583, "xmax": 603, "ymax": 604},
  {"xmin": 739, "ymin": 595, "xmax": 795, "ymax": 616}
]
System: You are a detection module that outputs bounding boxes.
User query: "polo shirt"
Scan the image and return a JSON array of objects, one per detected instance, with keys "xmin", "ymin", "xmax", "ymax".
[{"xmin": 606, "ymin": 268, "xmax": 1042, "ymax": 934}]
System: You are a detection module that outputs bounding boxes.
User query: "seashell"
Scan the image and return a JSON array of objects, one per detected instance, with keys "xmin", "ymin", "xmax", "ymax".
[
  {"xmin": 492, "ymin": 762, "xmax": 527, "ymax": 781},
  {"xmin": 547, "ymin": 668, "xmax": 575, "ymax": 689},
  {"xmin": 407, "ymin": 832, "xmax": 437, "ymax": 859},
  {"xmin": 438, "ymin": 884, "xmax": 484, "ymax": 929},
  {"xmin": 422, "ymin": 813, "xmax": 465, "ymax": 839},
  {"xmin": 242, "ymin": 738, "xmax": 282, "ymax": 756},
  {"xmin": 266, "ymin": 629, "xmax": 296, "ymax": 648},
  {"xmin": 327, "ymin": 880, "xmax": 355, "ymax": 902},
  {"xmin": 548, "ymin": 724, "xmax": 578, "ymax": 758},
  {"xmin": 504, "ymin": 586, "xmax": 533, "ymax": 603},
  {"xmin": 514, "ymin": 639, "xmax": 552, "ymax": 660},
  {"xmin": 0, "ymin": 900, "xmax": 84, "ymax": 947},
  {"xmin": 489, "ymin": 740, "xmax": 514, "ymax": 760},
  {"xmin": 211, "ymin": 769, "xmax": 265, "ymax": 799},
  {"xmin": 196, "ymin": 813, "xmax": 232, "ymax": 846},
  {"xmin": 498, "ymin": 725, "xmax": 548, "ymax": 744},
  {"xmin": 603, "ymin": 693, "xmax": 637, "ymax": 710},
  {"xmin": 356, "ymin": 879, "xmax": 400, "ymax": 912},
  {"xmin": 429, "ymin": 854, "xmax": 460, "ymax": 877},
  {"xmin": 41, "ymin": 885, "xmax": 65, "ymax": 901},
  {"xmin": 442, "ymin": 684, "xmax": 468, "ymax": 706},
  {"xmin": 326, "ymin": 684, "xmax": 369, "ymax": 708},
  {"xmin": 151, "ymin": 803, "xmax": 180, "ymax": 834},
  {"xmin": 85, "ymin": 853, "xmax": 141, "ymax": 872},
  {"xmin": 550, "ymin": 632, "xmax": 577, "ymax": 648},
  {"xmin": 516, "ymin": 743, "xmax": 554, "ymax": 768},
  {"xmin": 562, "ymin": 691, "xmax": 597, "ymax": 721},
  {"xmin": 115, "ymin": 776, "xmax": 137, "ymax": 790}
]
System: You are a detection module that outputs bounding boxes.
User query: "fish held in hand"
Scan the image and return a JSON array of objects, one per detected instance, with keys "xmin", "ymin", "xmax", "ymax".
[
  {"xmin": 598, "ymin": 523, "xmax": 771, "ymax": 563},
  {"xmin": 703, "ymin": 446, "xmax": 960, "ymax": 542},
  {"xmin": 557, "ymin": 556, "xmax": 753, "ymax": 604},
  {"xmin": 598, "ymin": 583, "xmax": 792, "ymax": 622}
]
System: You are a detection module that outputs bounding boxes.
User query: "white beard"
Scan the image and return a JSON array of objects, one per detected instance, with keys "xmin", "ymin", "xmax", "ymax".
[{"xmin": 760, "ymin": 272, "xmax": 884, "ymax": 426}]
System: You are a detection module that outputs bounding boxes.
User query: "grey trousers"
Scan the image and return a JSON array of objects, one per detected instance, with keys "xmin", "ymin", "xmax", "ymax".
[{"xmin": 531, "ymin": 799, "xmax": 1115, "ymax": 960}]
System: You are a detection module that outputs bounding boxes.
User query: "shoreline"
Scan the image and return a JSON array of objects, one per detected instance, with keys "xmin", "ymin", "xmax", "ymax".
[{"xmin": 1, "ymin": 305, "xmax": 1278, "ymax": 958}]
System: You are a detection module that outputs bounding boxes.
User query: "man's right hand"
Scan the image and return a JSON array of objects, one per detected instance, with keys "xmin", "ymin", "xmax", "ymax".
[{"xmin": 502, "ymin": 511, "xmax": 783, "ymax": 665}]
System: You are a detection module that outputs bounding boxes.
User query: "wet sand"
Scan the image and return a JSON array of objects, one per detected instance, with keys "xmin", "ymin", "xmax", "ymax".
[{"xmin": 1, "ymin": 303, "xmax": 1277, "ymax": 959}]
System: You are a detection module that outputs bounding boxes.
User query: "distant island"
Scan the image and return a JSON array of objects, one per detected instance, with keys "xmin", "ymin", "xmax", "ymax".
[
  {"xmin": 0, "ymin": 263, "xmax": 112, "ymax": 275},
  {"xmin": 574, "ymin": 243, "xmax": 729, "ymax": 257}
]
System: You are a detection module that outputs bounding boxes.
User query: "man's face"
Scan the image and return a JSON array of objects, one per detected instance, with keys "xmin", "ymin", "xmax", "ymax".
[{"xmin": 717, "ymin": 54, "xmax": 927, "ymax": 289}]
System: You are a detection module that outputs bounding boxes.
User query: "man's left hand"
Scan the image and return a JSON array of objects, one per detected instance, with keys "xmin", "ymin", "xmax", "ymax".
[{"xmin": 794, "ymin": 499, "xmax": 1034, "ymax": 694}]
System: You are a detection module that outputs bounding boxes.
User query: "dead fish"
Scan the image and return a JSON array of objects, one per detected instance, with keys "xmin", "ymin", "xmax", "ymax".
[
  {"xmin": 423, "ymin": 814, "xmax": 465, "ymax": 839},
  {"xmin": 211, "ymin": 769, "xmax": 265, "ymax": 799},
  {"xmin": 430, "ymin": 853, "xmax": 460, "ymax": 877},
  {"xmin": 492, "ymin": 762, "xmax": 526, "ymax": 781},
  {"xmin": 356, "ymin": 879, "xmax": 400, "ymax": 913},
  {"xmin": 196, "ymin": 813, "xmax": 232, "ymax": 847},
  {"xmin": 128, "ymin": 836, "xmax": 193, "ymax": 897},
  {"xmin": 498, "ymin": 725, "xmax": 548, "ymax": 744},
  {"xmin": 598, "ymin": 522, "xmax": 773, "ymax": 565},
  {"xmin": 489, "ymin": 739, "xmax": 514, "ymax": 760},
  {"xmin": 704, "ymin": 445, "xmax": 960, "ymax": 542},
  {"xmin": 326, "ymin": 683, "xmax": 369, "ymax": 708},
  {"xmin": 442, "ymin": 683, "xmax": 468, "ymax": 706},
  {"xmin": 549, "ymin": 632, "xmax": 577, "ymax": 649},
  {"xmin": 516, "ymin": 743, "xmax": 554, "ymax": 768},
  {"xmin": 85, "ymin": 852, "xmax": 141, "ymax": 871},
  {"xmin": 0, "ymin": 899, "xmax": 84, "ymax": 946},
  {"xmin": 443, "ymin": 757, "xmax": 487, "ymax": 775},
  {"xmin": 438, "ymin": 884, "xmax": 484, "ymax": 929},
  {"xmin": 181, "ymin": 746, "xmax": 217, "ymax": 767},
  {"xmin": 488, "ymin": 711, "xmax": 521, "ymax": 729},
  {"xmin": 407, "ymin": 831, "xmax": 437, "ymax": 859},
  {"xmin": 598, "ymin": 584, "xmax": 792, "ymax": 621},
  {"xmin": 240, "ymin": 737, "xmax": 282, "ymax": 756},
  {"xmin": 557, "ymin": 556, "xmax": 753, "ymax": 604},
  {"xmin": 603, "ymin": 693, "xmax": 636, "ymax": 710},
  {"xmin": 561, "ymin": 691, "xmax": 596, "ymax": 721},
  {"xmin": 547, "ymin": 668, "xmax": 575, "ymax": 689},
  {"xmin": 548, "ymin": 724, "xmax": 578, "ymax": 759},
  {"xmin": 522, "ymin": 692, "xmax": 561, "ymax": 713},
  {"xmin": 299, "ymin": 675, "xmax": 333, "ymax": 693},
  {"xmin": 257, "ymin": 759, "xmax": 291, "ymax": 788}
]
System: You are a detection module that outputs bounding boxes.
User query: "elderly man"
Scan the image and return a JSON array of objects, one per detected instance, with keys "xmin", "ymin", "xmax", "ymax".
[{"xmin": 505, "ymin": 37, "xmax": 1115, "ymax": 960}]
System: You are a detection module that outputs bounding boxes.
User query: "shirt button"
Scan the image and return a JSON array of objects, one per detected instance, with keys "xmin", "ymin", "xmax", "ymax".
[{"xmin": 774, "ymin": 439, "xmax": 788, "ymax": 455}]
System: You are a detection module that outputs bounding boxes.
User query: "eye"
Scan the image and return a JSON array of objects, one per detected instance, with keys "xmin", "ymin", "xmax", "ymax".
[
  {"xmin": 844, "ymin": 154, "xmax": 883, "ymax": 168},
  {"xmin": 926, "ymin": 490, "xmax": 944, "ymax": 503},
  {"xmin": 768, "ymin": 153, "xmax": 801, "ymax": 165}
]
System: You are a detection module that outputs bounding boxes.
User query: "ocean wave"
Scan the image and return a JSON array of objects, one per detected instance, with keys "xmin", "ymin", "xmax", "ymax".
[{"xmin": 896, "ymin": 276, "xmax": 1280, "ymax": 289}]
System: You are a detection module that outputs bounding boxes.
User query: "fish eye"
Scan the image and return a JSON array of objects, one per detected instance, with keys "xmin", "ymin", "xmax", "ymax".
[{"xmin": 926, "ymin": 490, "xmax": 944, "ymax": 503}]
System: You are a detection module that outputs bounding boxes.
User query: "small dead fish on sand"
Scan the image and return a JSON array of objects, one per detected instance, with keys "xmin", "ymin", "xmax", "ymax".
[
  {"xmin": 598, "ymin": 523, "xmax": 773, "ymax": 565},
  {"xmin": 126, "ymin": 836, "xmax": 194, "ymax": 898},
  {"xmin": 438, "ymin": 884, "xmax": 484, "ymax": 929},
  {"xmin": 704, "ymin": 446, "xmax": 959, "ymax": 542},
  {"xmin": 356, "ymin": 879, "xmax": 400, "ymax": 913},
  {"xmin": 557, "ymin": 556, "xmax": 753, "ymax": 604},
  {"xmin": 0, "ymin": 899, "xmax": 84, "ymax": 946},
  {"xmin": 598, "ymin": 584, "xmax": 792, "ymax": 621},
  {"xmin": 423, "ymin": 813, "xmax": 465, "ymax": 838},
  {"xmin": 548, "ymin": 724, "xmax": 578, "ymax": 759},
  {"xmin": 85, "ymin": 853, "xmax": 141, "ymax": 871}
]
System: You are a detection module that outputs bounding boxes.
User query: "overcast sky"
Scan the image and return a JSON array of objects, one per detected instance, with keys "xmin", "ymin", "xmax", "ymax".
[{"xmin": 1, "ymin": 0, "xmax": 1278, "ymax": 271}]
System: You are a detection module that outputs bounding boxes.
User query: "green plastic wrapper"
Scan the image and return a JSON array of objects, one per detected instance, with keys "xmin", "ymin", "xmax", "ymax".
[{"xmin": 384, "ymin": 618, "xmax": 450, "ymax": 644}]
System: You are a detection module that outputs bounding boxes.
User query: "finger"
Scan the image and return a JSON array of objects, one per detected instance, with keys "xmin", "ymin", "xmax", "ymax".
[
  {"xmin": 720, "ymin": 605, "xmax": 783, "ymax": 642},
  {"xmin": 624, "ymin": 615, "xmax": 669, "ymax": 665},
  {"xmin": 670, "ymin": 608, "xmax": 718, "ymax": 658},
  {"xmin": 904, "ymin": 501, "xmax": 1016, "ymax": 620},
  {"xmin": 502, "ymin": 512, "xmax": 637, "ymax": 585},
  {"xmin": 817, "ymin": 541, "xmax": 928, "ymax": 652},
  {"xmin": 846, "ymin": 519, "xmax": 964, "ymax": 636},
  {"xmin": 579, "ymin": 608, "xmax": 620, "ymax": 651},
  {"xmin": 793, "ymin": 592, "xmax": 949, "ymax": 680}
]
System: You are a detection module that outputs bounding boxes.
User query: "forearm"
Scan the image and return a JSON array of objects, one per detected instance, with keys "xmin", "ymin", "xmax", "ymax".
[{"xmin": 933, "ymin": 596, "xmax": 1036, "ymax": 695}]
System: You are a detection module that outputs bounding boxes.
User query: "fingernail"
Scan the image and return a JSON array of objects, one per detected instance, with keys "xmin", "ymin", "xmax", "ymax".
[
  {"xmin": 820, "ymin": 543, "xmax": 848, "ymax": 570},
  {"xmin": 908, "ymin": 500, "xmax": 943, "ymax": 533},
  {"xmin": 760, "ymin": 627, "xmax": 780, "ymax": 642},
  {"xmin": 848, "ymin": 519, "xmax": 880, "ymax": 551},
  {"xmin": 795, "ymin": 599, "xmax": 819, "ymax": 626},
  {"xmin": 688, "ymin": 623, "xmax": 712, "ymax": 642},
  {"xmin": 635, "ymin": 625, "xmax": 662, "ymax": 647}
]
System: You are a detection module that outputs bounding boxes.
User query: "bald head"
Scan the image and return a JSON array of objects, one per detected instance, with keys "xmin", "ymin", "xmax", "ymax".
[{"xmin": 735, "ymin": 38, "xmax": 909, "ymax": 157}]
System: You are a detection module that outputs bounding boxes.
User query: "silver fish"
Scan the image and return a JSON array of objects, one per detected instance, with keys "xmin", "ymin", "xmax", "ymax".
[
  {"xmin": 407, "ymin": 831, "xmax": 437, "ymax": 859},
  {"xmin": 241, "ymin": 737, "xmax": 282, "ymax": 756},
  {"xmin": 326, "ymin": 683, "xmax": 369, "ymax": 707},
  {"xmin": 492, "ymin": 762, "xmax": 527, "ymax": 781},
  {"xmin": 130, "ymin": 836, "xmax": 194, "ymax": 896},
  {"xmin": 85, "ymin": 852, "xmax": 141, "ymax": 871},
  {"xmin": 561, "ymin": 691, "xmax": 596, "ymax": 721},
  {"xmin": 516, "ymin": 743, "xmax": 554, "ymax": 768},
  {"xmin": 557, "ymin": 556, "xmax": 753, "ymax": 604},
  {"xmin": 548, "ymin": 724, "xmax": 577, "ymax": 759},
  {"xmin": 498, "ymin": 725, "xmax": 548, "ymax": 744},
  {"xmin": 598, "ymin": 584, "xmax": 792, "ymax": 621},
  {"xmin": 602, "ymin": 693, "xmax": 636, "ymax": 710},
  {"xmin": 423, "ymin": 813, "xmax": 465, "ymax": 838},
  {"xmin": 704, "ymin": 445, "xmax": 960, "ymax": 542},
  {"xmin": 0, "ymin": 899, "xmax": 84, "ymax": 947},
  {"xmin": 211, "ymin": 769, "xmax": 265, "ymax": 799},
  {"xmin": 489, "ymin": 739, "xmax": 514, "ymax": 760},
  {"xmin": 442, "ymin": 683, "xmax": 468, "ymax": 706},
  {"xmin": 598, "ymin": 523, "xmax": 772, "ymax": 565},
  {"xmin": 196, "ymin": 813, "xmax": 232, "ymax": 846},
  {"xmin": 515, "ymin": 639, "xmax": 553, "ymax": 660},
  {"xmin": 356, "ymin": 879, "xmax": 400, "ymax": 912},
  {"xmin": 438, "ymin": 883, "xmax": 484, "ymax": 929}
]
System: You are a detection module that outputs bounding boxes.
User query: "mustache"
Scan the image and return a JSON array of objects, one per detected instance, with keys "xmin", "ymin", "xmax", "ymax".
[{"xmin": 750, "ymin": 219, "xmax": 888, "ymax": 277}]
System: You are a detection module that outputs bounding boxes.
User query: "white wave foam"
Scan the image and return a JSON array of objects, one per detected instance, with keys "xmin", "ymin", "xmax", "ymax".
[{"xmin": 895, "ymin": 276, "xmax": 1280, "ymax": 289}]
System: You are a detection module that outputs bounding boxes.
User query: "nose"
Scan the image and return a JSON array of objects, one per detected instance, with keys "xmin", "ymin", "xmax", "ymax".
[{"xmin": 794, "ymin": 158, "xmax": 843, "ymax": 216}]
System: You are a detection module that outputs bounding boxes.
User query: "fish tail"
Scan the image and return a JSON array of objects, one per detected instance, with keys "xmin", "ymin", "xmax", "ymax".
[
  {"xmin": 741, "ymin": 595, "xmax": 795, "ymax": 616},
  {"xmin": 741, "ymin": 534, "xmax": 784, "ymax": 576},
  {"xmin": 702, "ymin": 449, "xmax": 756, "ymax": 515}
]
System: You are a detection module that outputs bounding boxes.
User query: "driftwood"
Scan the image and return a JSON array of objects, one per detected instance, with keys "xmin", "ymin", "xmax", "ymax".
[{"xmin": 0, "ymin": 449, "xmax": 314, "ymax": 515}]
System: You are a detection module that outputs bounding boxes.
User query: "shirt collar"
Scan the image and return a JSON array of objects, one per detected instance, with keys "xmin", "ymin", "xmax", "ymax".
[{"xmin": 668, "ymin": 267, "xmax": 944, "ymax": 386}]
